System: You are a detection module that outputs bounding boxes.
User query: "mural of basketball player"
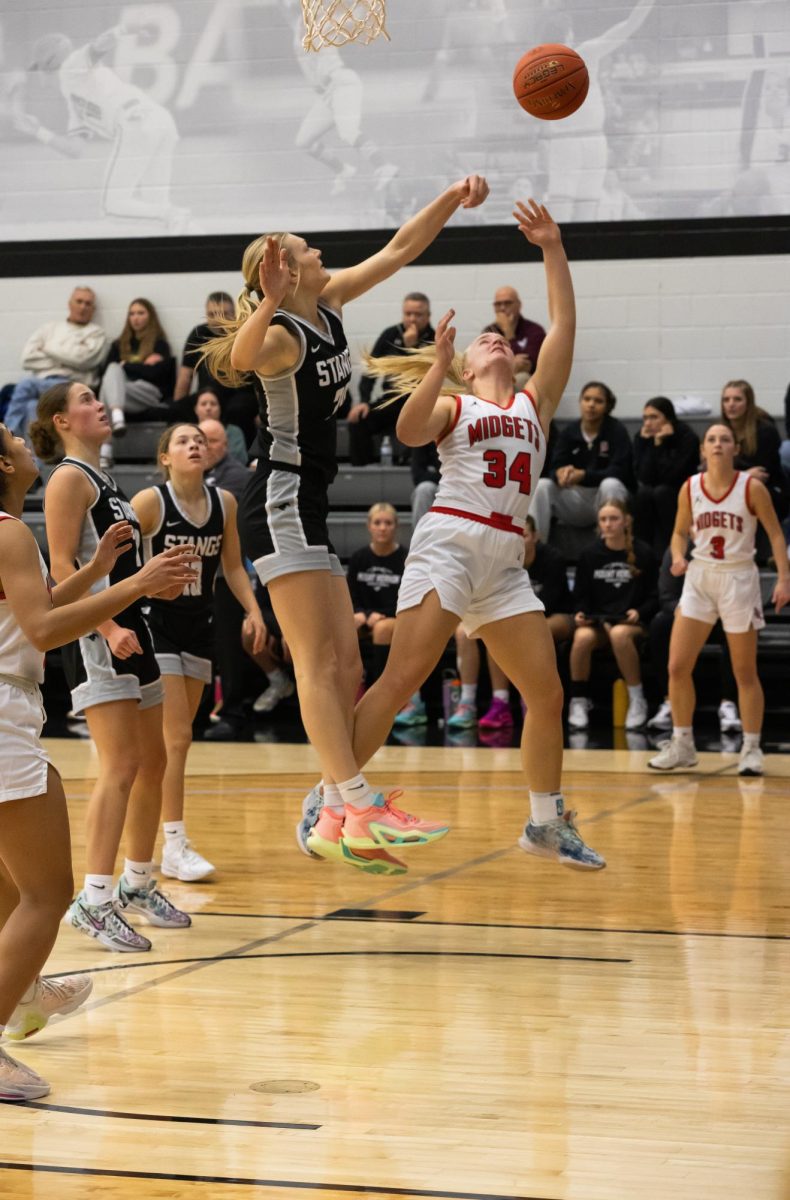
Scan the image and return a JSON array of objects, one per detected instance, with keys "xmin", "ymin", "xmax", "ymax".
[{"xmin": 25, "ymin": 23, "xmax": 189, "ymax": 232}]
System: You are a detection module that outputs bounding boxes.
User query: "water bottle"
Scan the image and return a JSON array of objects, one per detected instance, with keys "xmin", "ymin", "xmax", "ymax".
[{"xmin": 380, "ymin": 435, "xmax": 393, "ymax": 466}]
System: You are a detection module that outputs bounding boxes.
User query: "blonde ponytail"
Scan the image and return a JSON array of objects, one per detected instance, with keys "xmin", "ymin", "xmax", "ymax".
[{"xmin": 363, "ymin": 344, "xmax": 467, "ymax": 408}]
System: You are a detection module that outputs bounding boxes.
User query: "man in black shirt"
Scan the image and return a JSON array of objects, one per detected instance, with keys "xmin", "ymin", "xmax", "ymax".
[
  {"xmin": 175, "ymin": 291, "xmax": 258, "ymax": 445},
  {"xmin": 346, "ymin": 292, "xmax": 435, "ymax": 466},
  {"xmin": 522, "ymin": 516, "xmax": 574, "ymax": 643}
]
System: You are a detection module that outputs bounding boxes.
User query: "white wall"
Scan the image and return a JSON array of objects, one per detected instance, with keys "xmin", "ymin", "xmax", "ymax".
[{"xmin": 1, "ymin": 253, "xmax": 788, "ymax": 420}]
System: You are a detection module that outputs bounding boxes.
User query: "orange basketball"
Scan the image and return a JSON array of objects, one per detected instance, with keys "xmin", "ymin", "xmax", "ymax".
[{"xmin": 513, "ymin": 43, "xmax": 589, "ymax": 121}]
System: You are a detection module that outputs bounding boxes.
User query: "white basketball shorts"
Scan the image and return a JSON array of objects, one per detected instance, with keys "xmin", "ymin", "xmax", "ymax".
[
  {"xmin": 678, "ymin": 560, "xmax": 765, "ymax": 634},
  {"xmin": 0, "ymin": 678, "xmax": 51, "ymax": 802}
]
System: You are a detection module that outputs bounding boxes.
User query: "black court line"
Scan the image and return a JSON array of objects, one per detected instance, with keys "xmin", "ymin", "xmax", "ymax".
[
  {"xmin": 326, "ymin": 908, "xmax": 426, "ymax": 921},
  {"xmin": 18, "ymin": 1101, "xmax": 319, "ymax": 1130},
  {"xmin": 0, "ymin": 1162, "xmax": 547, "ymax": 1199}
]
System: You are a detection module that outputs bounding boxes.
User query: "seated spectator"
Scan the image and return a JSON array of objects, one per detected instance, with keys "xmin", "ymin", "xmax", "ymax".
[
  {"xmin": 4, "ymin": 287, "xmax": 106, "ymax": 437},
  {"xmin": 193, "ymin": 389, "xmax": 247, "ymax": 464},
  {"xmin": 483, "ymin": 286, "xmax": 546, "ymax": 391},
  {"xmin": 568, "ymin": 499, "xmax": 658, "ymax": 732},
  {"xmin": 721, "ymin": 378, "xmax": 788, "ymax": 519},
  {"xmin": 347, "ymin": 293, "xmax": 435, "ymax": 466},
  {"xmin": 99, "ymin": 298, "xmax": 174, "ymax": 464},
  {"xmin": 781, "ymin": 380, "xmax": 790, "ymax": 488},
  {"xmin": 446, "ymin": 628, "xmax": 515, "ymax": 732},
  {"xmin": 531, "ymin": 381, "xmax": 632, "ymax": 543},
  {"xmin": 632, "ymin": 396, "xmax": 700, "ymax": 553},
  {"xmin": 175, "ymin": 291, "xmax": 257, "ymax": 446},
  {"xmin": 522, "ymin": 515, "xmax": 574, "ymax": 645},
  {"xmin": 348, "ymin": 503, "xmax": 407, "ymax": 688},
  {"xmin": 410, "ymin": 441, "xmax": 440, "ymax": 530}
]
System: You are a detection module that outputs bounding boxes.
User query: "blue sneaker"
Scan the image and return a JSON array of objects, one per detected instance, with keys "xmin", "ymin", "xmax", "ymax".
[
  {"xmin": 446, "ymin": 702, "xmax": 477, "ymax": 729},
  {"xmin": 296, "ymin": 784, "xmax": 324, "ymax": 858},
  {"xmin": 518, "ymin": 811, "xmax": 606, "ymax": 871},
  {"xmin": 393, "ymin": 699, "xmax": 427, "ymax": 727}
]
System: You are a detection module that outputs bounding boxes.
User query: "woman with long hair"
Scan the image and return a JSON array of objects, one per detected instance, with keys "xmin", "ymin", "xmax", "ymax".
[
  {"xmin": 632, "ymin": 395, "xmax": 700, "ymax": 552},
  {"xmin": 131, "ymin": 423, "xmax": 266, "ymax": 881},
  {"xmin": 31, "ymin": 382, "xmax": 192, "ymax": 951},
  {"xmin": 720, "ymin": 379, "xmax": 788, "ymax": 520},
  {"xmin": 308, "ymin": 201, "xmax": 606, "ymax": 871},
  {"xmin": 99, "ymin": 297, "xmax": 175, "ymax": 463},
  {"xmin": 202, "ymin": 176, "xmax": 489, "ymax": 875},
  {"xmin": 649, "ymin": 424, "xmax": 790, "ymax": 776},
  {"xmin": 0, "ymin": 421, "xmax": 196, "ymax": 1100},
  {"xmin": 567, "ymin": 498, "xmax": 658, "ymax": 731}
]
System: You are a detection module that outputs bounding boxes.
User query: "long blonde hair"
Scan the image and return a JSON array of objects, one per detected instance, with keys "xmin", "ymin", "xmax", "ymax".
[
  {"xmin": 118, "ymin": 297, "xmax": 167, "ymax": 362},
  {"xmin": 199, "ymin": 233, "xmax": 293, "ymax": 388},
  {"xmin": 597, "ymin": 497, "xmax": 640, "ymax": 578},
  {"xmin": 363, "ymin": 344, "xmax": 467, "ymax": 407},
  {"xmin": 720, "ymin": 379, "xmax": 770, "ymax": 458}
]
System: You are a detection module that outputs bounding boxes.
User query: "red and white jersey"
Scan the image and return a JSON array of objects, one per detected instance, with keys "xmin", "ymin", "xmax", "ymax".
[
  {"xmin": 688, "ymin": 471, "xmax": 757, "ymax": 567},
  {"xmin": 433, "ymin": 391, "xmax": 545, "ymax": 532},
  {"xmin": 0, "ymin": 513, "xmax": 48, "ymax": 683}
]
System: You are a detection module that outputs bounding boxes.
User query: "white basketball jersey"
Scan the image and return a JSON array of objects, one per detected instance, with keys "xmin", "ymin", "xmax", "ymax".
[
  {"xmin": 433, "ymin": 391, "xmax": 546, "ymax": 530},
  {"xmin": 59, "ymin": 46, "xmax": 150, "ymax": 139},
  {"xmin": 688, "ymin": 471, "xmax": 757, "ymax": 567},
  {"xmin": 0, "ymin": 513, "xmax": 48, "ymax": 682}
]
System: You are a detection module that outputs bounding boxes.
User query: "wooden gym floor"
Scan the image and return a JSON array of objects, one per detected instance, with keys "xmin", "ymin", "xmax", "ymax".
[{"xmin": 2, "ymin": 741, "xmax": 790, "ymax": 1200}]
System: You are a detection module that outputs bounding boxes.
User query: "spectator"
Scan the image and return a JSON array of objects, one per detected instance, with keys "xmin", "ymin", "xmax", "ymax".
[
  {"xmin": 482, "ymin": 285, "xmax": 546, "ymax": 391},
  {"xmin": 780, "ymin": 380, "xmax": 790, "ymax": 487},
  {"xmin": 530, "ymin": 380, "xmax": 632, "ymax": 542},
  {"xmin": 568, "ymin": 498, "xmax": 658, "ymax": 731},
  {"xmin": 4, "ymin": 287, "xmax": 106, "ymax": 438},
  {"xmin": 99, "ymin": 298, "xmax": 174, "ymax": 465},
  {"xmin": 410, "ymin": 441, "xmax": 440, "ymax": 529},
  {"xmin": 632, "ymin": 396, "xmax": 700, "ymax": 553},
  {"xmin": 348, "ymin": 503, "xmax": 407, "ymax": 688},
  {"xmin": 175, "ymin": 292, "xmax": 258, "ymax": 447},
  {"xmin": 720, "ymin": 379, "xmax": 788, "ymax": 520},
  {"xmin": 446, "ymin": 629, "xmax": 515, "ymax": 732},
  {"xmin": 347, "ymin": 293, "xmax": 435, "ymax": 466},
  {"xmin": 522, "ymin": 514, "xmax": 574, "ymax": 645},
  {"xmin": 193, "ymin": 389, "xmax": 247, "ymax": 464}
]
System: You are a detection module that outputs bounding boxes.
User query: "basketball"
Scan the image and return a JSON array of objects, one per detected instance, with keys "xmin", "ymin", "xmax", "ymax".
[{"xmin": 513, "ymin": 43, "xmax": 589, "ymax": 121}]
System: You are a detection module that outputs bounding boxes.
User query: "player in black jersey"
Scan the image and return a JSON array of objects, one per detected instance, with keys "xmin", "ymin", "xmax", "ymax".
[
  {"xmin": 200, "ymin": 176, "xmax": 489, "ymax": 874},
  {"xmin": 31, "ymin": 383, "xmax": 192, "ymax": 952},
  {"xmin": 132, "ymin": 424, "xmax": 266, "ymax": 882}
]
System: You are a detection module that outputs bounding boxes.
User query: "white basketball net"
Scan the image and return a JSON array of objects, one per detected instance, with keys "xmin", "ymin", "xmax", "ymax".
[{"xmin": 300, "ymin": 0, "xmax": 390, "ymax": 51}]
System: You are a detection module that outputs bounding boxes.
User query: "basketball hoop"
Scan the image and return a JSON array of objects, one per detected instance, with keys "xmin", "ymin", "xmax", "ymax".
[{"xmin": 300, "ymin": 0, "xmax": 390, "ymax": 51}]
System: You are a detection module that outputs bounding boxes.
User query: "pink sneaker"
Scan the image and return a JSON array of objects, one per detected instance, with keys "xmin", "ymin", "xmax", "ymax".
[
  {"xmin": 478, "ymin": 698, "xmax": 513, "ymax": 730},
  {"xmin": 342, "ymin": 792, "xmax": 450, "ymax": 849}
]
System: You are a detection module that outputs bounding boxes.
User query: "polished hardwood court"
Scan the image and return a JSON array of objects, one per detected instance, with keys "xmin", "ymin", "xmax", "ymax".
[{"xmin": 3, "ymin": 742, "xmax": 790, "ymax": 1200}]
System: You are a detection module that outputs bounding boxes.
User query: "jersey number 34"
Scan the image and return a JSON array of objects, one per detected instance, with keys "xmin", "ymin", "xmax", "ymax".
[{"xmin": 482, "ymin": 449, "xmax": 532, "ymax": 495}]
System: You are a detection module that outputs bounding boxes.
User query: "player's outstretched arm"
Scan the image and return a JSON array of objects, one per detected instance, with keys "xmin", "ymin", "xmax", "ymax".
[
  {"xmin": 219, "ymin": 491, "xmax": 266, "ymax": 654},
  {"xmin": 230, "ymin": 237, "xmax": 301, "ymax": 376},
  {"xmin": 669, "ymin": 484, "xmax": 692, "ymax": 576},
  {"xmin": 395, "ymin": 310, "xmax": 457, "ymax": 447},
  {"xmin": 581, "ymin": 0, "xmax": 654, "ymax": 58},
  {"xmin": 749, "ymin": 479, "xmax": 790, "ymax": 611},
  {"xmin": 518, "ymin": 201, "xmax": 575, "ymax": 429},
  {"xmin": 323, "ymin": 177, "xmax": 489, "ymax": 309}
]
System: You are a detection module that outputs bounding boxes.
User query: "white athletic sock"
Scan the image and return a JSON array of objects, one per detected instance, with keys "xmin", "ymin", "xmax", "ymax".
[
  {"xmin": 627, "ymin": 684, "xmax": 644, "ymax": 701},
  {"xmin": 673, "ymin": 726, "xmax": 694, "ymax": 744},
  {"xmin": 529, "ymin": 790, "xmax": 564, "ymax": 825},
  {"xmin": 742, "ymin": 732, "xmax": 761, "ymax": 750},
  {"xmin": 338, "ymin": 773, "xmax": 375, "ymax": 811},
  {"xmin": 84, "ymin": 874, "xmax": 114, "ymax": 907},
  {"xmin": 122, "ymin": 860, "xmax": 153, "ymax": 890},
  {"xmin": 460, "ymin": 684, "xmax": 477, "ymax": 704},
  {"xmin": 163, "ymin": 821, "xmax": 186, "ymax": 842},
  {"xmin": 322, "ymin": 782, "xmax": 344, "ymax": 814},
  {"xmin": 493, "ymin": 689, "xmax": 509, "ymax": 704}
]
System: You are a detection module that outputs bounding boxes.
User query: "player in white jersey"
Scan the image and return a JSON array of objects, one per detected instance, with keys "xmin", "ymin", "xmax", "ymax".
[
  {"xmin": 27, "ymin": 25, "xmax": 188, "ymax": 232},
  {"xmin": 649, "ymin": 424, "xmax": 790, "ymax": 777},
  {"xmin": 0, "ymin": 422, "xmax": 197, "ymax": 1102},
  {"xmin": 308, "ymin": 200, "xmax": 605, "ymax": 871}
]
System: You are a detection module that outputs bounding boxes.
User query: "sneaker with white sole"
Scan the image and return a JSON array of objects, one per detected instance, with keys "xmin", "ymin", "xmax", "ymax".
[
  {"xmin": 253, "ymin": 675, "xmax": 295, "ymax": 713},
  {"xmin": 110, "ymin": 408, "xmax": 126, "ymax": 437},
  {"xmin": 519, "ymin": 811, "xmax": 606, "ymax": 870},
  {"xmin": 647, "ymin": 700, "xmax": 673, "ymax": 731},
  {"xmin": 99, "ymin": 445, "xmax": 114, "ymax": 471},
  {"xmin": 114, "ymin": 877, "xmax": 191, "ymax": 928},
  {"xmin": 66, "ymin": 892, "xmax": 151, "ymax": 952},
  {"xmin": 0, "ymin": 1047, "xmax": 50, "ymax": 1101},
  {"xmin": 5, "ymin": 974, "xmax": 94, "ymax": 1041},
  {"xmin": 738, "ymin": 745, "xmax": 764, "ymax": 776},
  {"xmin": 161, "ymin": 837, "xmax": 215, "ymax": 882},
  {"xmin": 567, "ymin": 697, "xmax": 592, "ymax": 729},
  {"xmin": 648, "ymin": 737, "xmax": 698, "ymax": 771},
  {"xmin": 625, "ymin": 693, "xmax": 649, "ymax": 730},
  {"xmin": 296, "ymin": 783, "xmax": 324, "ymax": 859},
  {"xmin": 718, "ymin": 700, "xmax": 742, "ymax": 733}
]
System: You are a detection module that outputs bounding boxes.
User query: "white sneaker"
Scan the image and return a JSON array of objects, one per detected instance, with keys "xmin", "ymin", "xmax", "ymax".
[
  {"xmin": 625, "ymin": 693, "xmax": 649, "ymax": 730},
  {"xmin": 647, "ymin": 700, "xmax": 673, "ymax": 731},
  {"xmin": 110, "ymin": 407, "xmax": 126, "ymax": 437},
  {"xmin": 738, "ymin": 745, "xmax": 764, "ymax": 777},
  {"xmin": 161, "ymin": 836, "xmax": 215, "ymax": 882},
  {"xmin": 718, "ymin": 700, "xmax": 742, "ymax": 733},
  {"xmin": 253, "ymin": 675, "xmax": 295, "ymax": 713},
  {"xmin": 99, "ymin": 444, "xmax": 114, "ymax": 471},
  {"xmin": 5, "ymin": 974, "xmax": 93, "ymax": 1041},
  {"xmin": 568, "ymin": 697, "xmax": 591, "ymax": 729},
  {"xmin": 0, "ymin": 1047, "xmax": 50, "ymax": 1101},
  {"xmin": 648, "ymin": 737, "xmax": 699, "ymax": 771}
]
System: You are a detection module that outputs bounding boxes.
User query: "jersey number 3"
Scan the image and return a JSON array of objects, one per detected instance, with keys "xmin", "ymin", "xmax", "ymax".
[
  {"xmin": 482, "ymin": 449, "xmax": 532, "ymax": 495},
  {"xmin": 710, "ymin": 535, "xmax": 726, "ymax": 560}
]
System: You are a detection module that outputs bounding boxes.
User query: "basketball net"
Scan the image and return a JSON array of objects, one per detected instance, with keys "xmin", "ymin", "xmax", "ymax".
[{"xmin": 300, "ymin": 0, "xmax": 390, "ymax": 51}]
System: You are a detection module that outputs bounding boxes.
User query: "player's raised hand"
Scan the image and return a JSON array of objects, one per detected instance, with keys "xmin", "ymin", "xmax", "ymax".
[
  {"xmin": 433, "ymin": 309, "xmax": 457, "ymax": 372},
  {"xmin": 514, "ymin": 199, "xmax": 561, "ymax": 247},
  {"xmin": 259, "ymin": 236, "xmax": 292, "ymax": 305},
  {"xmin": 453, "ymin": 175, "xmax": 489, "ymax": 210},
  {"xmin": 91, "ymin": 521, "xmax": 134, "ymax": 576}
]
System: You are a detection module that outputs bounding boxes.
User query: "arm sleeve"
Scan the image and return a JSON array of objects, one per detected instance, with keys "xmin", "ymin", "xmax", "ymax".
[
  {"xmin": 122, "ymin": 340, "xmax": 174, "ymax": 392},
  {"xmin": 42, "ymin": 325, "xmax": 108, "ymax": 372},
  {"xmin": 549, "ymin": 424, "xmax": 575, "ymax": 480},
  {"xmin": 20, "ymin": 325, "xmax": 50, "ymax": 372}
]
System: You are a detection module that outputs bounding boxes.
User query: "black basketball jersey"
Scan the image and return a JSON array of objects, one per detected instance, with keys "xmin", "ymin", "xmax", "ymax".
[
  {"xmin": 144, "ymin": 482, "xmax": 225, "ymax": 614},
  {"xmin": 48, "ymin": 456, "xmax": 143, "ymax": 617},
  {"xmin": 251, "ymin": 301, "xmax": 352, "ymax": 485}
]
